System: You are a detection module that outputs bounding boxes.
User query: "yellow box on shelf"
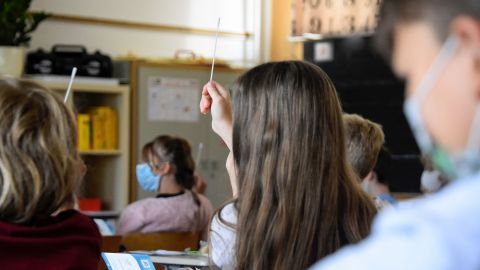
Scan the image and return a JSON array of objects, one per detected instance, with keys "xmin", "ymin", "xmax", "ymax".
[
  {"xmin": 106, "ymin": 108, "xmax": 118, "ymax": 150},
  {"xmin": 77, "ymin": 114, "xmax": 91, "ymax": 150},
  {"xmin": 89, "ymin": 106, "xmax": 118, "ymax": 150}
]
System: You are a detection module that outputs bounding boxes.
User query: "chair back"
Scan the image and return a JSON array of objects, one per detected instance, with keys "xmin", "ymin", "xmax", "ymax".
[
  {"xmin": 121, "ymin": 231, "xmax": 200, "ymax": 251},
  {"xmin": 102, "ymin": 235, "xmax": 123, "ymax": 252},
  {"xmin": 98, "ymin": 235, "xmax": 123, "ymax": 270}
]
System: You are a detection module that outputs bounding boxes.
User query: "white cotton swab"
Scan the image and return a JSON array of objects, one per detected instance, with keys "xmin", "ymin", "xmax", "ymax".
[
  {"xmin": 195, "ymin": 142, "xmax": 204, "ymax": 166},
  {"xmin": 64, "ymin": 67, "xmax": 77, "ymax": 103},
  {"xmin": 209, "ymin": 18, "xmax": 221, "ymax": 82}
]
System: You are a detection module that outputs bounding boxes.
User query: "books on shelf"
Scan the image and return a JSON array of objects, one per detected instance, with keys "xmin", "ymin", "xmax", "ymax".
[
  {"xmin": 78, "ymin": 114, "xmax": 91, "ymax": 150},
  {"xmin": 77, "ymin": 106, "xmax": 118, "ymax": 151}
]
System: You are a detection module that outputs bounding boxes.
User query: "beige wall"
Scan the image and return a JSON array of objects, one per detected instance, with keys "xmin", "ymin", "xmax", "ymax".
[{"xmin": 270, "ymin": 0, "xmax": 303, "ymax": 61}]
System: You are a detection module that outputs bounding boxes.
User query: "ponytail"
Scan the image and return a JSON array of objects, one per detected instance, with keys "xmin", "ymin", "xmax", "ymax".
[{"xmin": 151, "ymin": 136, "xmax": 201, "ymax": 206}]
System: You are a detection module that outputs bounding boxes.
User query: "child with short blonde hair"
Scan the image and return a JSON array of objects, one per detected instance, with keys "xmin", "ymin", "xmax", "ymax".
[{"xmin": 0, "ymin": 78, "xmax": 101, "ymax": 269}]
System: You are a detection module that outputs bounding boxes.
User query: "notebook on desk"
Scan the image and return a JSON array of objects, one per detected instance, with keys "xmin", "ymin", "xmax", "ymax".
[
  {"xmin": 102, "ymin": 252, "xmax": 155, "ymax": 270},
  {"xmin": 129, "ymin": 250, "xmax": 209, "ymax": 267}
]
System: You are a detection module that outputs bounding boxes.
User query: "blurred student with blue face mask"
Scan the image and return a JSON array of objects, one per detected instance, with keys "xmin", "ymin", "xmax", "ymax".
[
  {"xmin": 310, "ymin": 1, "xmax": 480, "ymax": 269},
  {"xmin": 117, "ymin": 136, "xmax": 213, "ymax": 240}
]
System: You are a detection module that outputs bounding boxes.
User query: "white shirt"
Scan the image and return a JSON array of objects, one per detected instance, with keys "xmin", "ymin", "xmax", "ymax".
[
  {"xmin": 310, "ymin": 173, "xmax": 480, "ymax": 270},
  {"xmin": 210, "ymin": 203, "xmax": 237, "ymax": 270}
]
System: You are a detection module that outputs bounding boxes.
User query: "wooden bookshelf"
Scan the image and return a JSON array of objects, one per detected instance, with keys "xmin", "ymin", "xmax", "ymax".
[
  {"xmin": 31, "ymin": 78, "xmax": 131, "ymax": 211},
  {"xmin": 79, "ymin": 149, "xmax": 122, "ymax": 156}
]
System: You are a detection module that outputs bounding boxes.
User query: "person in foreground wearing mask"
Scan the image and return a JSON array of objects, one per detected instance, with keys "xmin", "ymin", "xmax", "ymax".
[
  {"xmin": 343, "ymin": 114, "xmax": 395, "ymax": 209},
  {"xmin": 117, "ymin": 135, "xmax": 213, "ymax": 240},
  {"xmin": 310, "ymin": 0, "xmax": 480, "ymax": 269}
]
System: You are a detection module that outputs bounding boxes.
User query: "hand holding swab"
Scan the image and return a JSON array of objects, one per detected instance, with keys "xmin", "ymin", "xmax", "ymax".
[{"xmin": 64, "ymin": 67, "xmax": 77, "ymax": 104}]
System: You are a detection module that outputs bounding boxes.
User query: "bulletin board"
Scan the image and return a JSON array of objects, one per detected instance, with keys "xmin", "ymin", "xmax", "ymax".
[{"xmin": 131, "ymin": 62, "xmax": 243, "ymax": 208}]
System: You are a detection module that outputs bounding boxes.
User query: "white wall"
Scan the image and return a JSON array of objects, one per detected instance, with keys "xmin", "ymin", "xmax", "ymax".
[{"xmin": 30, "ymin": 0, "xmax": 265, "ymax": 66}]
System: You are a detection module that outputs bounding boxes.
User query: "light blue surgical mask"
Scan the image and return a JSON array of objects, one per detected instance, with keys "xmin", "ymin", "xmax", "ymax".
[
  {"xmin": 136, "ymin": 163, "xmax": 161, "ymax": 192},
  {"xmin": 403, "ymin": 36, "xmax": 480, "ymax": 180}
]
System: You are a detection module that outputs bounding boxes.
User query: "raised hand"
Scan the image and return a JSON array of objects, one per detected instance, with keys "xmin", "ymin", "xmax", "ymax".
[{"xmin": 200, "ymin": 81, "xmax": 233, "ymax": 150}]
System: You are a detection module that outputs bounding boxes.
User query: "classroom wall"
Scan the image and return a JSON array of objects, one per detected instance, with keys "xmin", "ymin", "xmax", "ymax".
[
  {"xmin": 270, "ymin": 0, "xmax": 303, "ymax": 61},
  {"xmin": 30, "ymin": 0, "xmax": 269, "ymax": 66}
]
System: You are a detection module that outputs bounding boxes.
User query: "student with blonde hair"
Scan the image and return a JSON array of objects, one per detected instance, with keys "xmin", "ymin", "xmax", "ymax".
[
  {"xmin": 200, "ymin": 61, "xmax": 376, "ymax": 270},
  {"xmin": 343, "ymin": 114, "xmax": 396, "ymax": 207},
  {"xmin": 0, "ymin": 78, "xmax": 101, "ymax": 269},
  {"xmin": 343, "ymin": 113, "xmax": 385, "ymax": 181}
]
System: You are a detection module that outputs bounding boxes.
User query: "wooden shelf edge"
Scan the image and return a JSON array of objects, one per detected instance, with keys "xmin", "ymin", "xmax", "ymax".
[{"xmin": 79, "ymin": 149, "xmax": 122, "ymax": 156}]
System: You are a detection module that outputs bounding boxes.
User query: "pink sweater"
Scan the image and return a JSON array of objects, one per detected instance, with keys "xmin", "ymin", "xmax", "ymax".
[{"xmin": 117, "ymin": 191, "xmax": 213, "ymax": 240}]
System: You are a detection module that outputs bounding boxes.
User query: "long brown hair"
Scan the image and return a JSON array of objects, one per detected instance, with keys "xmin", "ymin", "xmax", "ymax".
[
  {"xmin": 229, "ymin": 61, "xmax": 376, "ymax": 269},
  {"xmin": 0, "ymin": 78, "xmax": 81, "ymax": 225}
]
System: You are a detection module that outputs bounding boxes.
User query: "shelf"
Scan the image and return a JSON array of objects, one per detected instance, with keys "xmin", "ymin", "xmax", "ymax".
[
  {"xmin": 28, "ymin": 76, "xmax": 129, "ymax": 94},
  {"xmin": 79, "ymin": 149, "xmax": 122, "ymax": 156},
  {"xmin": 25, "ymin": 76, "xmax": 131, "ymax": 211},
  {"xmin": 49, "ymin": 82, "xmax": 128, "ymax": 94}
]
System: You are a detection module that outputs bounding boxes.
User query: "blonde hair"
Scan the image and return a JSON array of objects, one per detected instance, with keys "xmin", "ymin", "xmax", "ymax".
[
  {"xmin": 0, "ymin": 78, "xmax": 81, "ymax": 224},
  {"xmin": 343, "ymin": 113, "xmax": 385, "ymax": 179}
]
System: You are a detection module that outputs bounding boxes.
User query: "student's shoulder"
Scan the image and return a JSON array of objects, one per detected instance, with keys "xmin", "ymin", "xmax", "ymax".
[
  {"xmin": 120, "ymin": 198, "xmax": 159, "ymax": 217},
  {"xmin": 394, "ymin": 175, "xmax": 480, "ymax": 221},
  {"xmin": 57, "ymin": 210, "xmax": 101, "ymax": 238},
  {"xmin": 213, "ymin": 202, "xmax": 237, "ymax": 226},
  {"xmin": 125, "ymin": 197, "xmax": 159, "ymax": 209},
  {"xmin": 210, "ymin": 203, "xmax": 237, "ymax": 269}
]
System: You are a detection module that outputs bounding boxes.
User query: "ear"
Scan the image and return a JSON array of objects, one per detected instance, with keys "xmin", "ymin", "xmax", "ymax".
[
  {"xmin": 159, "ymin": 163, "xmax": 172, "ymax": 175},
  {"xmin": 451, "ymin": 16, "xmax": 480, "ymax": 98},
  {"xmin": 452, "ymin": 16, "xmax": 480, "ymax": 53},
  {"xmin": 364, "ymin": 171, "xmax": 376, "ymax": 182}
]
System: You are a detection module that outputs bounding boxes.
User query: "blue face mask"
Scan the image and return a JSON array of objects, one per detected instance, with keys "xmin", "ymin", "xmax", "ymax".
[
  {"xmin": 136, "ymin": 163, "xmax": 161, "ymax": 192},
  {"xmin": 403, "ymin": 36, "xmax": 480, "ymax": 180}
]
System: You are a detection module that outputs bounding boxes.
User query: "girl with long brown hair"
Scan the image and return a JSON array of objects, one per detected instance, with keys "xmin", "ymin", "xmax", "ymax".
[{"xmin": 200, "ymin": 61, "xmax": 376, "ymax": 270}]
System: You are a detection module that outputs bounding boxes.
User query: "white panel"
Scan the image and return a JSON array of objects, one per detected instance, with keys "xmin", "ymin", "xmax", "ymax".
[
  {"xmin": 31, "ymin": 0, "xmax": 254, "ymax": 32},
  {"xmin": 31, "ymin": 21, "xmax": 251, "ymax": 63},
  {"xmin": 29, "ymin": 0, "xmax": 260, "ymax": 63}
]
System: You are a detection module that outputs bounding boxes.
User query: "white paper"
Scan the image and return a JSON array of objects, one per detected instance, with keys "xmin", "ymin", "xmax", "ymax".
[
  {"xmin": 314, "ymin": 42, "xmax": 334, "ymax": 62},
  {"xmin": 148, "ymin": 76, "xmax": 200, "ymax": 122},
  {"xmin": 103, "ymin": 253, "xmax": 142, "ymax": 270}
]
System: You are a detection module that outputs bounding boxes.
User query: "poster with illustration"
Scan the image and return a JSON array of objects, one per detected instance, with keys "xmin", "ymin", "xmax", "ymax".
[{"xmin": 148, "ymin": 76, "xmax": 200, "ymax": 122}]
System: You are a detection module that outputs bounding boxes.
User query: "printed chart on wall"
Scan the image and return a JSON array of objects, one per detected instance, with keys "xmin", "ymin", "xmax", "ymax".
[{"xmin": 148, "ymin": 76, "xmax": 200, "ymax": 122}]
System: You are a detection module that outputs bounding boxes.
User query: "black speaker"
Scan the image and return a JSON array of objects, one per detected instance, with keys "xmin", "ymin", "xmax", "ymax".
[{"xmin": 26, "ymin": 45, "xmax": 113, "ymax": 77}]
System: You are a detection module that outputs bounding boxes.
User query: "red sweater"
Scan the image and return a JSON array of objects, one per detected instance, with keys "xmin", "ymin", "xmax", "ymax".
[{"xmin": 0, "ymin": 210, "xmax": 101, "ymax": 270}]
